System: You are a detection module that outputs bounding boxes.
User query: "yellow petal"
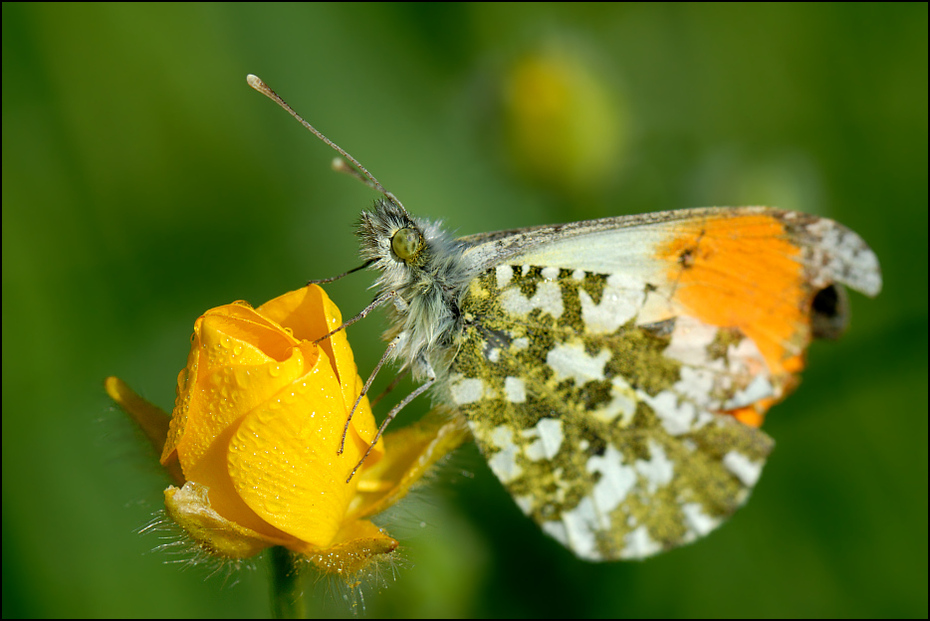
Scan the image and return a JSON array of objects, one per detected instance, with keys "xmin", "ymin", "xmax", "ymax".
[
  {"xmin": 350, "ymin": 408, "xmax": 471, "ymax": 519},
  {"xmin": 118, "ymin": 285, "xmax": 429, "ymax": 568},
  {"xmin": 227, "ymin": 342, "xmax": 373, "ymax": 547},
  {"xmin": 258, "ymin": 286, "xmax": 382, "ymax": 450},
  {"xmin": 161, "ymin": 303, "xmax": 305, "ymax": 465},
  {"xmin": 172, "ymin": 322, "xmax": 316, "ymax": 479}
]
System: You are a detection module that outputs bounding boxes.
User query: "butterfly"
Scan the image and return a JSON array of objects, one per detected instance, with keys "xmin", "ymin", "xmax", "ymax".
[{"xmin": 248, "ymin": 75, "xmax": 882, "ymax": 561}]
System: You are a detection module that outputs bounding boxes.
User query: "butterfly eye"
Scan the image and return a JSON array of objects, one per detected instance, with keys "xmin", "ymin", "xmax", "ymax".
[{"xmin": 391, "ymin": 226, "xmax": 423, "ymax": 262}]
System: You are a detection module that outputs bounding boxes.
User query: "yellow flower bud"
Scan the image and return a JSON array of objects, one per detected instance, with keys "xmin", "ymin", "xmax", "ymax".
[{"xmin": 107, "ymin": 285, "xmax": 469, "ymax": 577}]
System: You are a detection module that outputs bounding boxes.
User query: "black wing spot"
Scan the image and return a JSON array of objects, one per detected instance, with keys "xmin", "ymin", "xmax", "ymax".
[
  {"xmin": 810, "ymin": 284, "xmax": 850, "ymax": 340},
  {"xmin": 677, "ymin": 227, "xmax": 706, "ymax": 270},
  {"xmin": 679, "ymin": 247, "xmax": 696, "ymax": 269}
]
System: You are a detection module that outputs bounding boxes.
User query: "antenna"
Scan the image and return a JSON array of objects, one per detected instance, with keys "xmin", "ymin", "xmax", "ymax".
[{"xmin": 246, "ymin": 74, "xmax": 406, "ymax": 213}]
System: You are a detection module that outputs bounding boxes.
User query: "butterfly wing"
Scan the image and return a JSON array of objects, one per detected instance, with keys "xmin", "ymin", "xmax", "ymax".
[{"xmin": 446, "ymin": 207, "xmax": 880, "ymax": 560}]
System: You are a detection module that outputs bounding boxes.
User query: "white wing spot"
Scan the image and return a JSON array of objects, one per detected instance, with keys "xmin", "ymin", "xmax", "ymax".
[
  {"xmin": 522, "ymin": 418, "xmax": 563, "ymax": 461},
  {"xmin": 504, "ymin": 376, "xmax": 527, "ymax": 403},
  {"xmin": 450, "ymin": 377, "xmax": 485, "ymax": 405},
  {"xmin": 664, "ymin": 316, "xmax": 719, "ymax": 367},
  {"xmin": 673, "ymin": 366, "xmax": 719, "ymax": 408},
  {"xmin": 725, "ymin": 374, "xmax": 775, "ymax": 409},
  {"xmin": 593, "ymin": 378, "xmax": 638, "ymax": 424},
  {"xmin": 514, "ymin": 495, "xmax": 534, "ymax": 515},
  {"xmin": 512, "ymin": 337, "xmax": 529, "ymax": 351},
  {"xmin": 547, "ymin": 343, "xmax": 610, "ymax": 384},
  {"xmin": 642, "ymin": 390, "xmax": 698, "ymax": 435},
  {"xmin": 496, "ymin": 264, "xmax": 514, "ymax": 289},
  {"xmin": 557, "ymin": 497, "xmax": 601, "ymax": 560},
  {"xmin": 728, "ymin": 337, "xmax": 768, "ymax": 376},
  {"xmin": 580, "ymin": 273, "xmax": 646, "ymax": 333},
  {"xmin": 572, "ymin": 269, "xmax": 585, "ymax": 281},
  {"xmin": 541, "ymin": 519, "xmax": 569, "ymax": 547},
  {"xmin": 682, "ymin": 502, "xmax": 722, "ymax": 539},
  {"xmin": 723, "ymin": 450, "xmax": 763, "ymax": 486},
  {"xmin": 623, "ymin": 525, "xmax": 663, "ymax": 559},
  {"xmin": 541, "ymin": 266, "xmax": 560, "ymax": 280},
  {"xmin": 487, "ymin": 425, "xmax": 522, "ymax": 483},
  {"xmin": 501, "ymin": 281, "xmax": 564, "ymax": 318},
  {"xmin": 587, "ymin": 445, "xmax": 636, "ymax": 514},
  {"xmin": 635, "ymin": 440, "xmax": 675, "ymax": 493}
]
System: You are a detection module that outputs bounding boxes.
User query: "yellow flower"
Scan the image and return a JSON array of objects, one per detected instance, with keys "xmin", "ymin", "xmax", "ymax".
[
  {"xmin": 107, "ymin": 285, "xmax": 468, "ymax": 576},
  {"xmin": 503, "ymin": 46, "xmax": 628, "ymax": 196}
]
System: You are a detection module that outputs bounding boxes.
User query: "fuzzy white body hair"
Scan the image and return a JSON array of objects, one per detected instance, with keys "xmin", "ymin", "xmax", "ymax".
[{"xmin": 357, "ymin": 199, "xmax": 471, "ymax": 382}]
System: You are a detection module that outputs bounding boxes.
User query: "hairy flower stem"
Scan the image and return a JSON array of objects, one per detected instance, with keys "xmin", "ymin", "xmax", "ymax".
[{"xmin": 270, "ymin": 546, "xmax": 305, "ymax": 619}]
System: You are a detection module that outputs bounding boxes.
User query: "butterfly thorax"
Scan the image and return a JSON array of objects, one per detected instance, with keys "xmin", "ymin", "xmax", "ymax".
[{"xmin": 357, "ymin": 199, "xmax": 471, "ymax": 380}]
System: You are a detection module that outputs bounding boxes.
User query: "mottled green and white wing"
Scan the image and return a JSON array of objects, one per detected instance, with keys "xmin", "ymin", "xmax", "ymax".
[
  {"xmin": 445, "ymin": 263, "xmax": 774, "ymax": 560},
  {"xmin": 444, "ymin": 208, "xmax": 880, "ymax": 561}
]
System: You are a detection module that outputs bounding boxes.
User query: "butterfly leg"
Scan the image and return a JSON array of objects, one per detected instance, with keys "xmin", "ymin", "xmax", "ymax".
[
  {"xmin": 370, "ymin": 366, "xmax": 411, "ymax": 408},
  {"xmin": 338, "ymin": 334, "xmax": 400, "ymax": 454},
  {"xmin": 314, "ymin": 291, "xmax": 393, "ymax": 345},
  {"xmin": 307, "ymin": 259, "xmax": 375, "ymax": 285},
  {"xmin": 346, "ymin": 358, "xmax": 437, "ymax": 483}
]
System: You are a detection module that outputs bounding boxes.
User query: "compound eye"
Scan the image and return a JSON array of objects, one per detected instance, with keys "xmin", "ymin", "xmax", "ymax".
[{"xmin": 391, "ymin": 226, "xmax": 423, "ymax": 261}]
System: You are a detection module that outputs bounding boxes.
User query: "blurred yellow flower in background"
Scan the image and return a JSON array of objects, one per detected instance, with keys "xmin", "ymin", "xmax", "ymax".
[
  {"xmin": 503, "ymin": 46, "xmax": 628, "ymax": 196},
  {"xmin": 107, "ymin": 285, "xmax": 468, "ymax": 578}
]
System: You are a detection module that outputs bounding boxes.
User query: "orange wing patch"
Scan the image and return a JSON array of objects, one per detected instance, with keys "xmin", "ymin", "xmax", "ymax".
[{"xmin": 657, "ymin": 213, "xmax": 812, "ymax": 415}]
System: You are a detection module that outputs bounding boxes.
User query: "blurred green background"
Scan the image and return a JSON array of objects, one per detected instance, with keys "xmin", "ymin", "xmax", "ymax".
[{"xmin": 3, "ymin": 3, "xmax": 927, "ymax": 618}]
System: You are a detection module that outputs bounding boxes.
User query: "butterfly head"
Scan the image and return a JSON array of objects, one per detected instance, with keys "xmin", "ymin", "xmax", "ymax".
[
  {"xmin": 357, "ymin": 199, "xmax": 462, "ymax": 277},
  {"xmin": 356, "ymin": 199, "xmax": 469, "ymax": 378},
  {"xmin": 359, "ymin": 200, "xmax": 418, "ymax": 265}
]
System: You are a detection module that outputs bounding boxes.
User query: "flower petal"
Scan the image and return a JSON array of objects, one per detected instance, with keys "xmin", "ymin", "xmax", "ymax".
[
  {"xmin": 227, "ymin": 341, "xmax": 376, "ymax": 547},
  {"xmin": 350, "ymin": 408, "xmax": 471, "ymax": 519},
  {"xmin": 174, "ymin": 330, "xmax": 317, "ymax": 475},
  {"xmin": 161, "ymin": 303, "xmax": 307, "ymax": 467},
  {"xmin": 258, "ymin": 286, "xmax": 377, "ymax": 440}
]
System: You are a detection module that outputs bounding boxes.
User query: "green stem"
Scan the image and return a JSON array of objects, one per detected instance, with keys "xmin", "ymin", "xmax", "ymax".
[{"xmin": 269, "ymin": 546, "xmax": 305, "ymax": 619}]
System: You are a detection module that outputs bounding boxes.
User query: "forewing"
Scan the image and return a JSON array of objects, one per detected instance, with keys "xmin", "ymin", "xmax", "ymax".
[
  {"xmin": 459, "ymin": 207, "xmax": 881, "ymax": 299},
  {"xmin": 447, "ymin": 208, "xmax": 880, "ymax": 560},
  {"xmin": 459, "ymin": 207, "xmax": 881, "ymax": 405}
]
